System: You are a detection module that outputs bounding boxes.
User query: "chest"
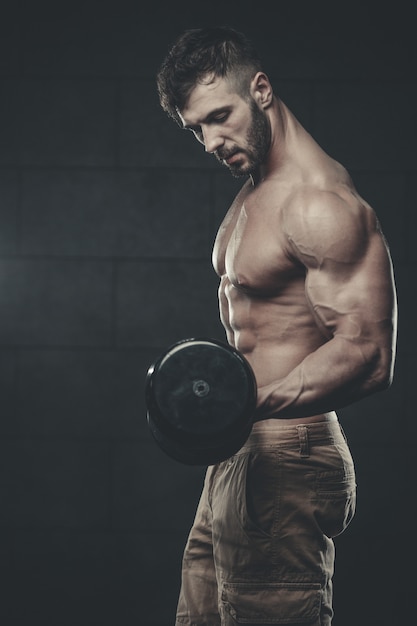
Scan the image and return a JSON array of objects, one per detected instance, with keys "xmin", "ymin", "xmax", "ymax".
[{"xmin": 213, "ymin": 199, "xmax": 304, "ymax": 295}]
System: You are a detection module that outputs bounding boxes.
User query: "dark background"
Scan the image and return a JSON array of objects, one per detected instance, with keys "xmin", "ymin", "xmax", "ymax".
[{"xmin": 0, "ymin": 1, "xmax": 415, "ymax": 624}]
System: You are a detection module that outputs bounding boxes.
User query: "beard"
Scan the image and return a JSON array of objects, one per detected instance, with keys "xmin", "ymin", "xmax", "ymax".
[{"xmin": 215, "ymin": 100, "xmax": 271, "ymax": 178}]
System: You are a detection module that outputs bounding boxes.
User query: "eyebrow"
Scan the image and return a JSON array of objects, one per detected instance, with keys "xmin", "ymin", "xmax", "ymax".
[{"xmin": 182, "ymin": 107, "xmax": 230, "ymax": 130}]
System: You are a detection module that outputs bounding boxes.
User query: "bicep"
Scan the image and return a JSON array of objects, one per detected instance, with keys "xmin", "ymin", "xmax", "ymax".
[
  {"xmin": 285, "ymin": 192, "xmax": 397, "ymax": 344},
  {"xmin": 305, "ymin": 231, "xmax": 396, "ymax": 345}
]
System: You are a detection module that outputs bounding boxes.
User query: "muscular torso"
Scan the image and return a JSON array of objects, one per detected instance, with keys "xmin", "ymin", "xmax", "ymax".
[{"xmin": 212, "ymin": 162, "xmax": 369, "ymax": 422}]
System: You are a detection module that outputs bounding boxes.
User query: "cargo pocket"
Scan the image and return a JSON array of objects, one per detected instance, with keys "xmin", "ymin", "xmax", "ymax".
[
  {"xmin": 314, "ymin": 445, "xmax": 356, "ymax": 539},
  {"xmin": 221, "ymin": 581, "xmax": 321, "ymax": 624}
]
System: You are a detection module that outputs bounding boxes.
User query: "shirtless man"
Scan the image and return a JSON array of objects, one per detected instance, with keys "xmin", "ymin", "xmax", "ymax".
[{"xmin": 157, "ymin": 27, "xmax": 397, "ymax": 625}]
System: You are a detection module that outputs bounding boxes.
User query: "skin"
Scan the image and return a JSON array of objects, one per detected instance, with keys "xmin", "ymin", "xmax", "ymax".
[{"xmin": 179, "ymin": 72, "xmax": 397, "ymax": 423}]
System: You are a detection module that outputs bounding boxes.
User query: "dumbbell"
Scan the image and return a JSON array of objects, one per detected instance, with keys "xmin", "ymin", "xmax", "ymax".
[{"xmin": 145, "ymin": 338, "xmax": 257, "ymax": 465}]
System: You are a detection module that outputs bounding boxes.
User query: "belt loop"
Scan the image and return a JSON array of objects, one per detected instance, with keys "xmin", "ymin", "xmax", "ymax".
[{"xmin": 297, "ymin": 425, "xmax": 310, "ymax": 458}]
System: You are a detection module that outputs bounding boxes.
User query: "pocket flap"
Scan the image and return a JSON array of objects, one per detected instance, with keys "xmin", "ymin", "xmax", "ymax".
[{"xmin": 222, "ymin": 581, "xmax": 321, "ymax": 624}]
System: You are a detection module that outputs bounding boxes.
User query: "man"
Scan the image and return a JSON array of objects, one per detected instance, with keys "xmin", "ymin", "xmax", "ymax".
[{"xmin": 156, "ymin": 27, "xmax": 397, "ymax": 625}]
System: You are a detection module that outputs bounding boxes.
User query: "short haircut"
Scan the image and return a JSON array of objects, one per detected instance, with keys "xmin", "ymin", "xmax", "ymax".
[{"xmin": 156, "ymin": 26, "xmax": 263, "ymax": 126}]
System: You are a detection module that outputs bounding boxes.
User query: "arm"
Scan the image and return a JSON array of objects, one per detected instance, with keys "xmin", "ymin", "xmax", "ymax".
[{"xmin": 256, "ymin": 190, "xmax": 398, "ymax": 418}]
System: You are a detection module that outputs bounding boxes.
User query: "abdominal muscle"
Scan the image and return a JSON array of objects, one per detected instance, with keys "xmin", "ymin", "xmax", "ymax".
[{"xmin": 219, "ymin": 278, "xmax": 338, "ymax": 424}]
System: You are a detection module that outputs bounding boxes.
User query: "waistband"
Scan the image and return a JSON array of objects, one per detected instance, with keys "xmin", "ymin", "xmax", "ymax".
[{"xmin": 239, "ymin": 418, "xmax": 346, "ymax": 452}]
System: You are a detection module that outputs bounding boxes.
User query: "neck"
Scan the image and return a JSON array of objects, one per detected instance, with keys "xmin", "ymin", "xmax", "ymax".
[
  {"xmin": 250, "ymin": 97, "xmax": 289, "ymax": 186},
  {"xmin": 251, "ymin": 99, "xmax": 331, "ymax": 187}
]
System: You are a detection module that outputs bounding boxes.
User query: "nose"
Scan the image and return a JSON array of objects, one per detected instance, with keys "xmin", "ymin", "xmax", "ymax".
[{"xmin": 203, "ymin": 126, "xmax": 224, "ymax": 154}]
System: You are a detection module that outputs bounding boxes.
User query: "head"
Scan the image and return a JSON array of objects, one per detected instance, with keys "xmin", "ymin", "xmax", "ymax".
[
  {"xmin": 157, "ymin": 27, "xmax": 262, "ymax": 124},
  {"xmin": 156, "ymin": 27, "xmax": 273, "ymax": 177}
]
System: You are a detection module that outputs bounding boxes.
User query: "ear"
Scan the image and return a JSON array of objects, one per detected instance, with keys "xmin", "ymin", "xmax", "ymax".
[{"xmin": 250, "ymin": 72, "xmax": 273, "ymax": 109}]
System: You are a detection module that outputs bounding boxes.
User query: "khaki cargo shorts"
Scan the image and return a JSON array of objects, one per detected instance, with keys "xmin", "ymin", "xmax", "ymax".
[{"xmin": 175, "ymin": 419, "xmax": 356, "ymax": 626}]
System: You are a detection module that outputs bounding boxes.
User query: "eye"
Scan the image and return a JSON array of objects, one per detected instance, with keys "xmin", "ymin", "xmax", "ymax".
[{"xmin": 212, "ymin": 112, "xmax": 228, "ymax": 124}]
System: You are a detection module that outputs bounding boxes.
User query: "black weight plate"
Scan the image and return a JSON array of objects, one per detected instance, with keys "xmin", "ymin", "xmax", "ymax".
[{"xmin": 146, "ymin": 338, "xmax": 256, "ymax": 446}]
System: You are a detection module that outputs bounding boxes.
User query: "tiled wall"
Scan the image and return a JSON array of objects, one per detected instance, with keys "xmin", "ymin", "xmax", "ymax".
[{"xmin": 0, "ymin": 2, "xmax": 414, "ymax": 624}]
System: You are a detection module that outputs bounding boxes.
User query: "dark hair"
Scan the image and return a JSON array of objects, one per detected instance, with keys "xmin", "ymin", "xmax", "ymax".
[{"xmin": 156, "ymin": 26, "xmax": 263, "ymax": 125}]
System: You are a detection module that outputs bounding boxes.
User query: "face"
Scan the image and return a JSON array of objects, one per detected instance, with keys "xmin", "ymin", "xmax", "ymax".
[{"xmin": 178, "ymin": 75, "xmax": 271, "ymax": 178}]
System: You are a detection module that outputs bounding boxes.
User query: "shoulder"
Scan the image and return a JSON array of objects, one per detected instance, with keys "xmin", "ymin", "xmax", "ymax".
[{"xmin": 281, "ymin": 185, "xmax": 377, "ymax": 268}]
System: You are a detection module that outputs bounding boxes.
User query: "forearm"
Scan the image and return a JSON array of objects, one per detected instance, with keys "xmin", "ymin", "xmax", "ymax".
[{"xmin": 255, "ymin": 335, "xmax": 393, "ymax": 419}]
